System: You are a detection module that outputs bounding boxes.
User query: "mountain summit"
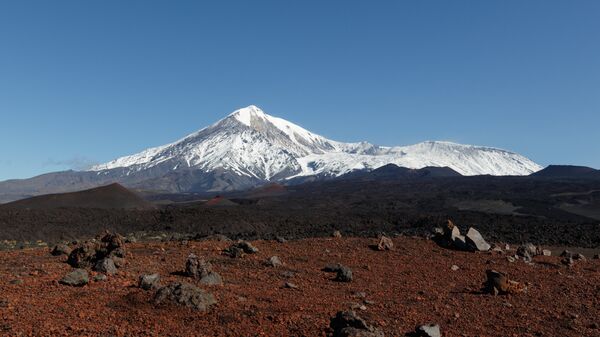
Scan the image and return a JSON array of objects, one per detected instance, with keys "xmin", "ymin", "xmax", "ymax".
[
  {"xmin": 0, "ymin": 105, "xmax": 542, "ymax": 202},
  {"xmin": 91, "ymin": 105, "xmax": 541, "ymax": 179}
]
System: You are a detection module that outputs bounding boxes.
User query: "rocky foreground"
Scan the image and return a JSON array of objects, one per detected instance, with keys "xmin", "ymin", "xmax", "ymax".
[{"xmin": 1, "ymin": 234, "xmax": 599, "ymax": 336}]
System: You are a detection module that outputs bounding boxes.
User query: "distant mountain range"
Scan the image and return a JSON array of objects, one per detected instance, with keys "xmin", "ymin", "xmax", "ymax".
[{"xmin": 0, "ymin": 105, "xmax": 543, "ymax": 203}]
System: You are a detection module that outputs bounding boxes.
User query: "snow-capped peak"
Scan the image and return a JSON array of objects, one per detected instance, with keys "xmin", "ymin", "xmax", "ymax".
[{"xmin": 90, "ymin": 105, "xmax": 542, "ymax": 182}]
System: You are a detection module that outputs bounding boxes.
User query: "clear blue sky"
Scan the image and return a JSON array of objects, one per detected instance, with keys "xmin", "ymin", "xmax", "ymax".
[{"xmin": 1, "ymin": 1, "xmax": 599, "ymax": 181}]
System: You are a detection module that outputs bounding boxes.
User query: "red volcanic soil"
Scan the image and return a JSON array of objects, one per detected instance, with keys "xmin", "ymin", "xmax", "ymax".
[
  {"xmin": 204, "ymin": 196, "xmax": 238, "ymax": 207},
  {"xmin": 0, "ymin": 183, "xmax": 155, "ymax": 210},
  {"xmin": 1, "ymin": 237, "xmax": 599, "ymax": 336}
]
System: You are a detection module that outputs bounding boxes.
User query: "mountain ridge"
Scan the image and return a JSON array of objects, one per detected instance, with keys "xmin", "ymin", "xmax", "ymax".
[{"xmin": 0, "ymin": 105, "xmax": 542, "ymax": 203}]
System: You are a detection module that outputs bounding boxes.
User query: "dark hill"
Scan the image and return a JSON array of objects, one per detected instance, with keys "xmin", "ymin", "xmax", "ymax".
[
  {"xmin": 531, "ymin": 165, "xmax": 600, "ymax": 179},
  {"xmin": 0, "ymin": 183, "xmax": 155, "ymax": 210},
  {"xmin": 339, "ymin": 164, "xmax": 462, "ymax": 181}
]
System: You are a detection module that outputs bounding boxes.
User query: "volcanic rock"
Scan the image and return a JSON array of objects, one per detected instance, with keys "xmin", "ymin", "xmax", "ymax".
[
  {"xmin": 51, "ymin": 244, "xmax": 72, "ymax": 256},
  {"xmin": 266, "ymin": 256, "xmax": 283, "ymax": 267},
  {"xmin": 335, "ymin": 266, "xmax": 353, "ymax": 282},
  {"xmin": 94, "ymin": 274, "xmax": 107, "ymax": 282},
  {"xmin": 376, "ymin": 236, "xmax": 394, "ymax": 251},
  {"xmin": 333, "ymin": 230, "xmax": 343, "ymax": 238},
  {"xmin": 138, "ymin": 273, "xmax": 161, "ymax": 290},
  {"xmin": 154, "ymin": 282, "xmax": 217, "ymax": 311},
  {"xmin": 329, "ymin": 310, "xmax": 384, "ymax": 337},
  {"xmin": 484, "ymin": 269, "xmax": 525, "ymax": 295},
  {"xmin": 517, "ymin": 243, "xmax": 538, "ymax": 260},
  {"xmin": 224, "ymin": 240, "xmax": 258, "ymax": 257},
  {"xmin": 414, "ymin": 324, "xmax": 441, "ymax": 337},
  {"xmin": 94, "ymin": 258, "xmax": 117, "ymax": 275},
  {"xmin": 60, "ymin": 269, "xmax": 89, "ymax": 287},
  {"xmin": 465, "ymin": 227, "xmax": 491, "ymax": 252},
  {"xmin": 185, "ymin": 254, "xmax": 212, "ymax": 279}
]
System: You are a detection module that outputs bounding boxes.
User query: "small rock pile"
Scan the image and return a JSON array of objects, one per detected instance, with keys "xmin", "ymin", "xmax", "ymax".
[
  {"xmin": 329, "ymin": 310, "xmax": 384, "ymax": 337},
  {"xmin": 67, "ymin": 232, "xmax": 126, "ymax": 275},
  {"xmin": 434, "ymin": 220, "xmax": 490, "ymax": 252},
  {"xmin": 223, "ymin": 240, "xmax": 259, "ymax": 258},
  {"xmin": 560, "ymin": 250, "xmax": 586, "ymax": 266},
  {"xmin": 484, "ymin": 269, "xmax": 526, "ymax": 296},
  {"xmin": 185, "ymin": 254, "xmax": 223, "ymax": 285}
]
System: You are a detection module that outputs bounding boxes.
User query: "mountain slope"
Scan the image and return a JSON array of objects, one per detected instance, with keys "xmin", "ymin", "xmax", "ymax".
[{"xmin": 0, "ymin": 105, "xmax": 542, "ymax": 202}]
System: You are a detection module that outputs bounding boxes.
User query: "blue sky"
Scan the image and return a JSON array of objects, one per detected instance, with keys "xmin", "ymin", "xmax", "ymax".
[{"xmin": 1, "ymin": 1, "xmax": 599, "ymax": 181}]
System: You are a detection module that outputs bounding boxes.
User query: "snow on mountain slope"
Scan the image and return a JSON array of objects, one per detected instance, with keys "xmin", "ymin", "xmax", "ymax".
[{"xmin": 90, "ymin": 105, "xmax": 542, "ymax": 181}]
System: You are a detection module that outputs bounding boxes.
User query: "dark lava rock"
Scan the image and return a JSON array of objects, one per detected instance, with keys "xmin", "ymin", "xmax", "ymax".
[
  {"xmin": 223, "ymin": 241, "xmax": 258, "ymax": 257},
  {"xmin": 335, "ymin": 266, "xmax": 353, "ymax": 282},
  {"xmin": 330, "ymin": 310, "xmax": 384, "ymax": 337},
  {"xmin": 67, "ymin": 242, "xmax": 99, "ymax": 268},
  {"xmin": 51, "ymin": 244, "xmax": 72, "ymax": 256},
  {"xmin": 154, "ymin": 282, "xmax": 217, "ymax": 311},
  {"xmin": 60, "ymin": 269, "xmax": 89, "ymax": 287},
  {"xmin": 185, "ymin": 254, "xmax": 212, "ymax": 279},
  {"xmin": 94, "ymin": 258, "xmax": 117, "ymax": 275},
  {"xmin": 465, "ymin": 227, "xmax": 491, "ymax": 252},
  {"xmin": 138, "ymin": 273, "xmax": 161, "ymax": 290},
  {"xmin": 593, "ymin": 254, "xmax": 599, "ymax": 260},
  {"xmin": 376, "ymin": 236, "xmax": 394, "ymax": 251},
  {"xmin": 323, "ymin": 264, "xmax": 344, "ymax": 273},
  {"xmin": 413, "ymin": 324, "xmax": 441, "ymax": 337}
]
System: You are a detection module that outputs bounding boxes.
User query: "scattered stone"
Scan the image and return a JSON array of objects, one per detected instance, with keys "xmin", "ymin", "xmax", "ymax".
[
  {"xmin": 184, "ymin": 254, "xmax": 223, "ymax": 285},
  {"xmin": 484, "ymin": 269, "xmax": 525, "ymax": 295},
  {"xmin": 51, "ymin": 244, "xmax": 72, "ymax": 256},
  {"xmin": 541, "ymin": 249, "xmax": 552, "ymax": 256},
  {"xmin": 465, "ymin": 227, "xmax": 491, "ymax": 252},
  {"xmin": 195, "ymin": 234, "xmax": 232, "ymax": 242},
  {"xmin": 199, "ymin": 272, "xmax": 223, "ymax": 286},
  {"xmin": 284, "ymin": 282, "xmax": 298, "ymax": 289},
  {"xmin": 335, "ymin": 266, "xmax": 353, "ymax": 282},
  {"xmin": 414, "ymin": 324, "xmax": 441, "ymax": 337},
  {"xmin": 60, "ymin": 269, "xmax": 89, "ymax": 287},
  {"xmin": 94, "ymin": 274, "xmax": 107, "ymax": 282},
  {"xmin": 517, "ymin": 243, "xmax": 538, "ymax": 260},
  {"xmin": 376, "ymin": 235, "xmax": 394, "ymax": 251},
  {"xmin": 451, "ymin": 265, "xmax": 460, "ymax": 271},
  {"xmin": 154, "ymin": 282, "xmax": 217, "ymax": 311},
  {"xmin": 67, "ymin": 242, "xmax": 100, "ymax": 268},
  {"xmin": 138, "ymin": 273, "xmax": 161, "ymax": 290},
  {"xmin": 9, "ymin": 279, "xmax": 23, "ymax": 285},
  {"xmin": 333, "ymin": 230, "xmax": 343, "ymax": 238},
  {"xmin": 266, "ymin": 256, "xmax": 283, "ymax": 267},
  {"xmin": 94, "ymin": 258, "xmax": 117, "ymax": 275},
  {"xmin": 323, "ymin": 264, "xmax": 344, "ymax": 273},
  {"xmin": 330, "ymin": 310, "xmax": 384, "ymax": 337},
  {"xmin": 276, "ymin": 236, "xmax": 287, "ymax": 243},
  {"xmin": 223, "ymin": 240, "xmax": 258, "ymax": 257},
  {"xmin": 506, "ymin": 256, "xmax": 516, "ymax": 263}
]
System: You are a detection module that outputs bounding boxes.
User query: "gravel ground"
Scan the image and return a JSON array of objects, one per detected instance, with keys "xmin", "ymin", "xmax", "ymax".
[{"xmin": 1, "ymin": 236, "xmax": 599, "ymax": 336}]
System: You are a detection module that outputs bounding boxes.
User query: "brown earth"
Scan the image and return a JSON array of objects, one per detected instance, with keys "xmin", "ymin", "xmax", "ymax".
[
  {"xmin": 1, "ymin": 237, "xmax": 599, "ymax": 336},
  {"xmin": 0, "ymin": 183, "xmax": 155, "ymax": 210}
]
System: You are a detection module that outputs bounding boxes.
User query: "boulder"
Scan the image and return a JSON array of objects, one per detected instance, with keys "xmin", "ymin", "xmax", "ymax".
[
  {"xmin": 465, "ymin": 228, "xmax": 491, "ymax": 252},
  {"xmin": 376, "ymin": 236, "xmax": 394, "ymax": 251},
  {"xmin": 67, "ymin": 242, "xmax": 99, "ymax": 268},
  {"xmin": 414, "ymin": 324, "xmax": 441, "ymax": 337},
  {"xmin": 138, "ymin": 273, "xmax": 161, "ymax": 290},
  {"xmin": 51, "ymin": 244, "xmax": 72, "ymax": 256},
  {"xmin": 517, "ymin": 243, "xmax": 538, "ymax": 259},
  {"xmin": 185, "ymin": 254, "xmax": 212, "ymax": 279},
  {"xmin": 94, "ymin": 258, "xmax": 117, "ymax": 275},
  {"xmin": 330, "ymin": 311, "xmax": 384, "ymax": 337},
  {"xmin": 484, "ymin": 269, "xmax": 525, "ymax": 295},
  {"xmin": 199, "ymin": 272, "xmax": 223, "ymax": 286},
  {"xmin": 153, "ymin": 282, "xmax": 217, "ymax": 311},
  {"xmin": 335, "ymin": 266, "xmax": 353, "ymax": 282},
  {"xmin": 60, "ymin": 269, "xmax": 89, "ymax": 287},
  {"xmin": 224, "ymin": 241, "xmax": 258, "ymax": 257}
]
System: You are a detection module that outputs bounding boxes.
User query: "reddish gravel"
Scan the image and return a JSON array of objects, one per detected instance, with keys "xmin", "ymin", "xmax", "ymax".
[{"xmin": 1, "ymin": 237, "xmax": 599, "ymax": 336}]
